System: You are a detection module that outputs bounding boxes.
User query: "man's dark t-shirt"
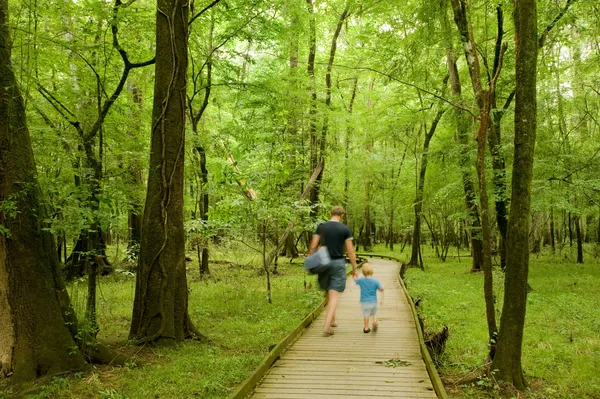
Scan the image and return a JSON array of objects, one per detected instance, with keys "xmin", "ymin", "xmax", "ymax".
[{"xmin": 315, "ymin": 221, "xmax": 353, "ymax": 259}]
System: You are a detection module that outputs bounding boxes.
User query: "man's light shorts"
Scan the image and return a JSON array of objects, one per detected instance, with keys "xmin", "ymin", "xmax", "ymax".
[{"xmin": 361, "ymin": 302, "xmax": 378, "ymax": 317}]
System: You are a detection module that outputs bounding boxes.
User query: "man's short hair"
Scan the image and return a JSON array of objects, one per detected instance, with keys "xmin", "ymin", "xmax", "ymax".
[{"xmin": 331, "ymin": 206, "xmax": 345, "ymax": 216}]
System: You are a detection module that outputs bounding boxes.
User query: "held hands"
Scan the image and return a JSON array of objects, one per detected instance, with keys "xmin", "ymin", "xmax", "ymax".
[{"xmin": 352, "ymin": 270, "xmax": 359, "ymax": 281}]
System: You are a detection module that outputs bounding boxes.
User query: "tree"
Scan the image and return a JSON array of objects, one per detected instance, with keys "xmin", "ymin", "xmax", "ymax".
[
  {"xmin": 1, "ymin": 0, "xmax": 124, "ymax": 381},
  {"xmin": 450, "ymin": 0, "xmax": 503, "ymax": 337},
  {"xmin": 0, "ymin": 0, "xmax": 88, "ymax": 381},
  {"xmin": 492, "ymin": 0, "xmax": 537, "ymax": 389},
  {"xmin": 129, "ymin": 0, "xmax": 200, "ymax": 343}
]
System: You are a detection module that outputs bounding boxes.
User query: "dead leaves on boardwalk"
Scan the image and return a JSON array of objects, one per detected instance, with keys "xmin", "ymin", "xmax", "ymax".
[{"xmin": 375, "ymin": 358, "xmax": 412, "ymax": 368}]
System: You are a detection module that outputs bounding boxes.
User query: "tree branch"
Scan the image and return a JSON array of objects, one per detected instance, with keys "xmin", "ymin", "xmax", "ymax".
[
  {"xmin": 189, "ymin": 0, "xmax": 221, "ymax": 26},
  {"xmin": 331, "ymin": 63, "xmax": 478, "ymax": 118},
  {"xmin": 36, "ymin": 84, "xmax": 84, "ymax": 136},
  {"xmin": 492, "ymin": 5, "xmax": 504, "ymax": 79},
  {"xmin": 84, "ymin": 0, "xmax": 155, "ymax": 141},
  {"xmin": 538, "ymin": 0, "xmax": 578, "ymax": 49}
]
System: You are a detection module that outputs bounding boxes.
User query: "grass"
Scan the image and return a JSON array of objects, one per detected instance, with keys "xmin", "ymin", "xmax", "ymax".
[
  {"xmin": 6, "ymin": 241, "xmax": 599, "ymax": 399},
  {"xmin": 394, "ymin": 243, "xmax": 600, "ymax": 399},
  {"xmin": 19, "ymin": 242, "xmax": 323, "ymax": 399}
]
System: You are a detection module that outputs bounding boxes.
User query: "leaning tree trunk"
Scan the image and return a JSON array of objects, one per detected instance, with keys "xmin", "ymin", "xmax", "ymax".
[
  {"xmin": 492, "ymin": 0, "xmax": 537, "ymax": 389},
  {"xmin": 0, "ymin": 1, "xmax": 88, "ymax": 380},
  {"xmin": 129, "ymin": 0, "xmax": 199, "ymax": 343}
]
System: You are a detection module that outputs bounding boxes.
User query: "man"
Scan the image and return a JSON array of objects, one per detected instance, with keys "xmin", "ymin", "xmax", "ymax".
[{"xmin": 309, "ymin": 206, "xmax": 358, "ymax": 335}]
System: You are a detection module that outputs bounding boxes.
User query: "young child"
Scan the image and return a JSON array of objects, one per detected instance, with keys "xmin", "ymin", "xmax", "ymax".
[{"xmin": 354, "ymin": 263, "xmax": 384, "ymax": 333}]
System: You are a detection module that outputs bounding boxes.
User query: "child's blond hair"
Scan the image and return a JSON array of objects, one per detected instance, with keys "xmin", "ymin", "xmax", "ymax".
[{"xmin": 361, "ymin": 263, "xmax": 373, "ymax": 276}]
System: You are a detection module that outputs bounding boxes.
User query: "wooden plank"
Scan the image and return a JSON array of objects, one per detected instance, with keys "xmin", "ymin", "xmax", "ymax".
[
  {"xmin": 254, "ymin": 387, "xmax": 437, "ymax": 396},
  {"xmin": 253, "ymin": 394, "xmax": 437, "ymax": 399},
  {"xmin": 235, "ymin": 258, "xmax": 446, "ymax": 399}
]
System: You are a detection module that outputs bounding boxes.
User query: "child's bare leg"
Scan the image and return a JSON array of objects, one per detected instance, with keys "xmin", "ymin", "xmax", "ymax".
[
  {"xmin": 363, "ymin": 317, "xmax": 370, "ymax": 331},
  {"xmin": 373, "ymin": 314, "xmax": 379, "ymax": 330}
]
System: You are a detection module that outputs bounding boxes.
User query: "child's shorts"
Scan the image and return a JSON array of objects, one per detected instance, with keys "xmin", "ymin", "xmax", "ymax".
[{"xmin": 361, "ymin": 302, "xmax": 378, "ymax": 317}]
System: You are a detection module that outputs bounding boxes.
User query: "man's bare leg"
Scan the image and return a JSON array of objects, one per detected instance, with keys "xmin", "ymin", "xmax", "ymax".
[{"xmin": 324, "ymin": 290, "xmax": 339, "ymax": 333}]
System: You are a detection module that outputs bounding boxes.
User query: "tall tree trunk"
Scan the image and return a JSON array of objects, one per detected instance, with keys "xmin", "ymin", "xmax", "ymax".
[
  {"xmin": 363, "ymin": 184, "xmax": 373, "ymax": 251},
  {"xmin": 445, "ymin": 47, "xmax": 483, "ymax": 273},
  {"xmin": 127, "ymin": 84, "xmax": 144, "ymax": 253},
  {"xmin": 488, "ymin": 5, "xmax": 512, "ymax": 270},
  {"xmin": 189, "ymin": 16, "xmax": 214, "ymax": 278},
  {"xmin": 309, "ymin": 3, "xmax": 349, "ymax": 217},
  {"xmin": 575, "ymin": 216, "xmax": 583, "ymax": 263},
  {"xmin": 597, "ymin": 206, "xmax": 600, "ymax": 244},
  {"xmin": 0, "ymin": 0, "xmax": 89, "ymax": 380},
  {"xmin": 568, "ymin": 212, "xmax": 573, "ymax": 246},
  {"xmin": 306, "ymin": 0, "xmax": 319, "ymax": 218},
  {"xmin": 343, "ymin": 77, "xmax": 358, "ymax": 222},
  {"xmin": 450, "ymin": 0, "xmax": 501, "ymax": 336},
  {"xmin": 550, "ymin": 207, "xmax": 556, "ymax": 253},
  {"xmin": 130, "ymin": 0, "xmax": 199, "ymax": 343},
  {"xmin": 492, "ymin": 0, "xmax": 537, "ymax": 389},
  {"xmin": 408, "ymin": 109, "xmax": 446, "ymax": 267}
]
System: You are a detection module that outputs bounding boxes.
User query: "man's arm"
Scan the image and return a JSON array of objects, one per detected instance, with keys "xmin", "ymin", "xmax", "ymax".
[
  {"xmin": 309, "ymin": 234, "xmax": 320, "ymax": 255},
  {"xmin": 345, "ymin": 239, "xmax": 358, "ymax": 278}
]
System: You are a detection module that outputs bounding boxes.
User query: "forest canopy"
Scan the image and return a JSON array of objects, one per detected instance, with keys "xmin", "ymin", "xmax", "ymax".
[{"xmin": 1, "ymin": 0, "xmax": 599, "ymax": 397}]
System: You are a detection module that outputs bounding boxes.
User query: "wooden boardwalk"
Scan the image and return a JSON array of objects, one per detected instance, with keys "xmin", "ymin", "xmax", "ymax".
[{"xmin": 251, "ymin": 258, "xmax": 439, "ymax": 398}]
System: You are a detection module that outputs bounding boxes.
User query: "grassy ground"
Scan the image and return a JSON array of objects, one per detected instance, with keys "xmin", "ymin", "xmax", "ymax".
[
  {"xmin": 395, "ymin": 244, "xmax": 600, "ymax": 399},
  {"xmin": 10, "ymin": 242, "xmax": 323, "ymax": 399},
  {"xmin": 4, "ymin": 242, "xmax": 598, "ymax": 398}
]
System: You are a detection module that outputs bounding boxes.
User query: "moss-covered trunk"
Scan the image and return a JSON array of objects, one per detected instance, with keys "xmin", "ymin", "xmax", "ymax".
[
  {"xmin": 0, "ymin": 0, "xmax": 88, "ymax": 381},
  {"xmin": 129, "ymin": 0, "xmax": 198, "ymax": 343}
]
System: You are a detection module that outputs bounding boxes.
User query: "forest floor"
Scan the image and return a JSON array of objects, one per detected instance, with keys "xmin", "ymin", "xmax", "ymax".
[
  {"xmin": 399, "ymin": 243, "xmax": 600, "ymax": 399},
  {"xmin": 2, "ymin": 242, "xmax": 323, "ymax": 399},
  {"xmin": 3, "ymin": 242, "xmax": 599, "ymax": 399}
]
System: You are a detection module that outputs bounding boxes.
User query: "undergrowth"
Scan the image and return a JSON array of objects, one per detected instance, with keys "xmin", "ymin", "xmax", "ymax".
[
  {"xmin": 24, "ymin": 241, "xmax": 322, "ymax": 399},
  {"xmin": 8, "ymin": 241, "xmax": 599, "ymax": 398},
  {"xmin": 399, "ymin": 244, "xmax": 600, "ymax": 399}
]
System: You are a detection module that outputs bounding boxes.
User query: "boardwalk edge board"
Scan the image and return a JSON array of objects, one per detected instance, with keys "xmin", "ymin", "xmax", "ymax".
[
  {"xmin": 229, "ymin": 256, "xmax": 449, "ymax": 399},
  {"xmin": 228, "ymin": 265, "xmax": 364, "ymax": 399},
  {"xmin": 356, "ymin": 252, "xmax": 449, "ymax": 399},
  {"xmin": 228, "ymin": 296, "xmax": 327, "ymax": 399}
]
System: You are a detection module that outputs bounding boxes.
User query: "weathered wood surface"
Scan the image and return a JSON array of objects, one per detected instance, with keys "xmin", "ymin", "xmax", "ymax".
[{"xmin": 251, "ymin": 259, "xmax": 438, "ymax": 398}]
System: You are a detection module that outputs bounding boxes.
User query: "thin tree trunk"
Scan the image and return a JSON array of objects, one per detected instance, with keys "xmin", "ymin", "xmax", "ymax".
[
  {"xmin": 550, "ymin": 207, "xmax": 556, "ymax": 253},
  {"xmin": 450, "ymin": 0, "xmax": 501, "ymax": 336},
  {"xmin": 443, "ymin": 13, "xmax": 483, "ymax": 273},
  {"xmin": 306, "ymin": 0, "xmax": 319, "ymax": 218},
  {"xmin": 127, "ymin": 85, "xmax": 144, "ymax": 253},
  {"xmin": 343, "ymin": 77, "xmax": 358, "ymax": 220},
  {"xmin": 575, "ymin": 216, "xmax": 583, "ymax": 263},
  {"xmin": 492, "ymin": 0, "xmax": 537, "ymax": 388},
  {"xmin": 568, "ymin": 212, "xmax": 573, "ymax": 246},
  {"xmin": 409, "ymin": 108, "xmax": 446, "ymax": 267},
  {"xmin": 488, "ymin": 5, "xmax": 511, "ymax": 270}
]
